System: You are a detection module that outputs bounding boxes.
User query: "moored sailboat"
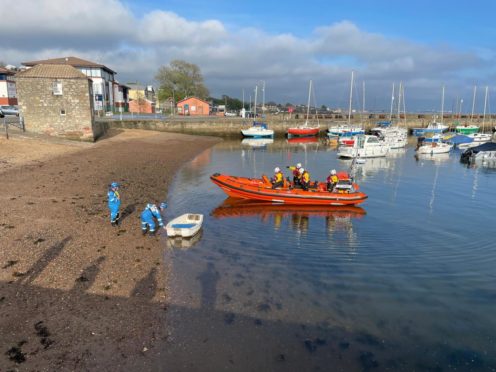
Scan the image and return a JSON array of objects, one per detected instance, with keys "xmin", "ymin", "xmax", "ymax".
[{"xmin": 287, "ymin": 80, "xmax": 320, "ymax": 137}]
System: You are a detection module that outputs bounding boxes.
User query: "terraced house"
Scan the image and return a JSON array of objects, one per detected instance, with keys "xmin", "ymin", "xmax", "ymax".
[{"xmin": 0, "ymin": 66, "xmax": 17, "ymax": 106}]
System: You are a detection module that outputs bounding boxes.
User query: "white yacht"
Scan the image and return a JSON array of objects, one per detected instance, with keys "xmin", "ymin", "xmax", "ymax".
[{"xmin": 337, "ymin": 135, "xmax": 390, "ymax": 158}]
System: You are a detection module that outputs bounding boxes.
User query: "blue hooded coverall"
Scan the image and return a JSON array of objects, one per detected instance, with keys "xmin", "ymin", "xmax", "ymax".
[
  {"xmin": 141, "ymin": 205, "xmax": 164, "ymax": 233},
  {"xmin": 107, "ymin": 189, "xmax": 121, "ymax": 223}
]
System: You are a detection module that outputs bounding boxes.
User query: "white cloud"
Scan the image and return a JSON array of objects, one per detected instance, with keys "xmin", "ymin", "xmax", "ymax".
[
  {"xmin": 0, "ymin": 0, "xmax": 490, "ymax": 109},
  {"xmin": 138, "ymin": 11, "xmax": 226, "ymax": 45}
]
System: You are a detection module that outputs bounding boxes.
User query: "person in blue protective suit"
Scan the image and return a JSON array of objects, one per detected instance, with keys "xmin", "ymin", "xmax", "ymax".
[
  {"xmin": 107, "ymin": 182, "xmax": 121, "ymax": 226},
  {"xmin": 141, "ymin": 202, "xmax": 167, "ymax": 236}
]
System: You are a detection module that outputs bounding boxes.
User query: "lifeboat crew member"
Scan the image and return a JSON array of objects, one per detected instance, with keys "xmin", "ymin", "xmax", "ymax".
[
  {"xmin": 300, "ymin": 167, "xmax": 311, "ymax": 191},
  {"xmin": 326, "ymin": 169, "xmax": 339, "ymax": 192},
  {"xmin": 141, "ymin": 202, "xmax": 167, "ymax": 236},
  {"xmin": 107, "ymin": 182, "xmax": 121, "ymax": 226},
  {"xmin": 287, "ymin": 163, "xmax": 302, "ymax": 186},
  {"xmin": 271, "ymin": 167, "xmax": 284, "ymax": 189}
]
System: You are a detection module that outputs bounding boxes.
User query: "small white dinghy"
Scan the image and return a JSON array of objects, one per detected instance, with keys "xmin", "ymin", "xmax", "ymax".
[{"xmin": 166, "ymin": 213, "xmax": 203, "ymax": 238}]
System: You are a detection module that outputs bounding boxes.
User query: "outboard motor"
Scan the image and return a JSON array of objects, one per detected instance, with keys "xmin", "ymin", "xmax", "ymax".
[{"xmin": 460, "ymin": 148, "xmax": 473, "ymax": 163}]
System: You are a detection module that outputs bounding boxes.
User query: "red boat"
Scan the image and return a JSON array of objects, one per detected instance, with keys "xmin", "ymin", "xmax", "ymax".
[
  {"xmin": 287, "ymin": 126, "xmax": 320, "ymax": 137},
  {"xmin": 210, "ymin": 172, "xmax": 367, "ymax": 206}
]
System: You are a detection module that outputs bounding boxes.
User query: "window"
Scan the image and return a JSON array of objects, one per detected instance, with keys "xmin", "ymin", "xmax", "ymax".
[
  {"xmin": 60, "ymin": 109, "xmax": 66, "ymax": 116},
  {"xmin": 52, "ymin": 81, "xmax": 63, "ymax": 95}
]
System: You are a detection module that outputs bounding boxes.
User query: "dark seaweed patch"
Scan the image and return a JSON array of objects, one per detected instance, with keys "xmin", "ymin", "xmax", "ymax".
[
  {"xmin": 6, "ymin": 343, "xmax": 26, "ymax": 364},
  {"xmin": 304, "ymin": 339, "xmax": 317, "ymax": 353},
  {"xmin": 34, "ymin": 321, "xmax": 54, "ymax": 349},
  {"xmin": 2, "ymin": 260, "xmax": 18, "ymax": 269},
  {"xmin": 355, "ymin": 332, "xmax": 383, "ymax": 348},
  {"xmin": 257, "ymin": 303, "xmax": 271, "ymax": 312},
  {"xmin": 224, "ymin": 312, "xmax": 236, "ymax": 325}
]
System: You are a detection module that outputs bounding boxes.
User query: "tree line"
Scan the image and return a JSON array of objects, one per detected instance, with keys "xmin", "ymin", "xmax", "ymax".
[{"xmin": 155, "ymin": 59, "xmax": 296, "ymax": 112}]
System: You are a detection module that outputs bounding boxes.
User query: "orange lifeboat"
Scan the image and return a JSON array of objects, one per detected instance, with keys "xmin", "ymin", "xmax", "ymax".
[{"xmin": 210, "ymin": 172, "xmax": 367, "ymax": 206}]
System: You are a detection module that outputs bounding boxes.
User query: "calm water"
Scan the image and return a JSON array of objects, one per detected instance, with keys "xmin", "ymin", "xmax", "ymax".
[{"xmin": 160, "ymin": 138, "xmax": 496, "ymax": 371}]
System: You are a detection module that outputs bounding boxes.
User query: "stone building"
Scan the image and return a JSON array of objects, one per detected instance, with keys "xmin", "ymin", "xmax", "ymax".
[{"xmin": 16, "ymin": 64, "xmax": 104, "ymax": 141}]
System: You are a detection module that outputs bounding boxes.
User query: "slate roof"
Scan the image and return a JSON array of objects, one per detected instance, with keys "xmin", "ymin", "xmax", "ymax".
[{"xmin": 16, "ymin": 64, "xmax": 90, "ymax": 79}]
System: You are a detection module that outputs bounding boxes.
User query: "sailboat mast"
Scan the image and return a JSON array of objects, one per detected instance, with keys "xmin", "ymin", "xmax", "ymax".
[
  {"xmin": 362, "ymin": 81, "xmax": 365, "ymax": 114},
  {"xmin": 397, "ymin": 81, "xmax": 402, "ymax": 120},
  {"xmin": 305, "ymin": 80, "xmax": 312, "ymax": 124},
  {"xmin": 441, "ymin": 85, "xmax": 445, "ymax": 125},
  {"xmin": 402, "ymin": 84, "xmax": 407, "ymax": 126},
  {"xmin": 482, "ymin": 86, "xmax": 488, "ymax": 131},
  {"xmin": 254, "ymin": 86, "xmax": 258, "ymax": 117},
  {"xmin": 389, "ymin": 83, "xmax": 395, "ymax": 122},
  {"xmin": 471, "ymin": 86, "xmax": 477, "ymax": 124},
  {"xmin": 348, "ymin": 71, "xmax": 354, "ymax": 126}
]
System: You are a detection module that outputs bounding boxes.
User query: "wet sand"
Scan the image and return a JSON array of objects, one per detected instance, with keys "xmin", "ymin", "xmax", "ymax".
[{"xmin": 0, "ymin": 129, "xmax": 220, "ymax": 370}]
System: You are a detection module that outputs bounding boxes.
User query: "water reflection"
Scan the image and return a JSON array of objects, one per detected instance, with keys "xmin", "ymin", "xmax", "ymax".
[
  {"xmin": 211, "ymin": 197, "xmax": 365, "ymax": 237},
  {"xmin": 286, "ymin": 136, "xmax": 319, "ymax": 144},
  {"xmin": 166, "ymin": 230, "xmax": 203, "ymax": 249},
  {"xmin": 414, "ymin": 152, "xmax": 451, "ymax": 163},
  {"xmin": 163, "ymin": 137, "xmax": 496, "ymax": 371},
  {"xmin": 241, "ymin": 138, "xmax": 273, "ymax": 148}
]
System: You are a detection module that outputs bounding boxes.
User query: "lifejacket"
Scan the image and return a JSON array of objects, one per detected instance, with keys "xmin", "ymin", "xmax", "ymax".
[
  {"xmin": 327, "ymin": 175, "xmax": 338, "ymax": 183},
  {"xmin": 288, "ymin": 166, "xmax": 300, "ymax": 178},
  {"xmin": 275, "ymin": 171, "xmax": 284, "ymax": 183},
  {"xmin": 302, "ymin": 171, "xmax": 310, "ymax": 183}
]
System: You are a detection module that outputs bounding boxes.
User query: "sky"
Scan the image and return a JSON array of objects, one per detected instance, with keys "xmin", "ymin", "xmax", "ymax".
[{"xmin": 2, "ymin": 0, "xmax": 496, "ymax": 112}]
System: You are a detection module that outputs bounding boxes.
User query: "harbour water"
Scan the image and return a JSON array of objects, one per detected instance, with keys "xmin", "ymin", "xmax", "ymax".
[{"xmin": 160, "ymin": 138, "xmax": 496, "ymax": 371}]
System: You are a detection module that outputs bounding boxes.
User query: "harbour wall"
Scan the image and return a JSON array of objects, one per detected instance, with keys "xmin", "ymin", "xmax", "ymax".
[{"xmin": 97, "ymin": 114, "xmax": 495, "ymax": 137}]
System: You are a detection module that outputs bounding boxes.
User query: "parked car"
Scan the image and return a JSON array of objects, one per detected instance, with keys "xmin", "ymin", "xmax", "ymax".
[
  {"xmin": 224, "ymin": 111, "xmax": 237, "ymax": 117},
  {"xmin": 0, "ymin": 105, "xmax": 19, "ymax": 118}
]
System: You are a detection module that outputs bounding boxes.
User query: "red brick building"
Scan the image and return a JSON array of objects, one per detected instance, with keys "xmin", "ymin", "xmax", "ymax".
[
  {"xmin": 177, "ymin": 97, "xmax": 210, "ymax": 116},
  {"xmin": 129, "ymin": 98, "xmax": 155, "ymax": 114}
]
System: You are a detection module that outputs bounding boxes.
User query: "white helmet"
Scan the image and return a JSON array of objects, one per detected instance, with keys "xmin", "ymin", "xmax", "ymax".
[
  {"xmin": 274, "ymin": 167, "xmax": 281, "ymax": 173},
  {"xmin": 330, "ymin": 169, "xmax": 337, "ymax": 175},
  {"xmin": 299, "ymin": 167, "xmax": 305, "ymax": 174},
  {"xmin": 296, "ymin": 163, "xmax": 302, "ymax": 168}
]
